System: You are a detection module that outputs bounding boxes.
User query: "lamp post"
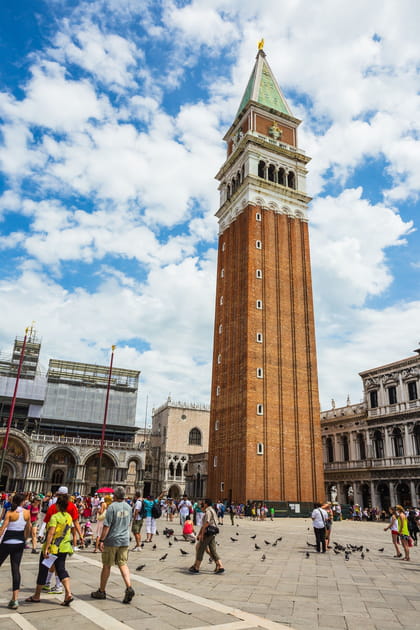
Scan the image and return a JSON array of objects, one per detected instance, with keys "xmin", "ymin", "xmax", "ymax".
[
  {"xmin": 0, "ymin": 327, "xmax": 29, "ymax": 485},
  {"xmin": 95, "ymin": 345, "xmax": 115, "ymax": 489}
]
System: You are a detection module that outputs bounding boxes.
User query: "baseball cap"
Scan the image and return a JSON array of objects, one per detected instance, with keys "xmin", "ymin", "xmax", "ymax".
[{"xmin": 57, "ymin": 486, "xmax": 69, "ymax": 494}]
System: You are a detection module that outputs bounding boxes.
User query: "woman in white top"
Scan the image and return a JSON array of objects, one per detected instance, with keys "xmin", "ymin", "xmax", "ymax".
[
  {"xmin": 384, "ymin": 507, "xmax": 401, "ymax": 558},
  {"xmin": 0, "ymin": 493, "xmax": 31, "ymax": 609}
]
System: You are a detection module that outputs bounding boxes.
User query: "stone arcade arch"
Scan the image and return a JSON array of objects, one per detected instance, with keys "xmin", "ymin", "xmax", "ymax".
[
  {"xmin": 168, "ymin": 484, "xmax": 181, "ymax": 499},
  {"xmin": 0, "ymin": 433, "xmax": 29, "ymax": 492},
  {"xmin": 44, "ymin": 448, "xmax": 77, "ymax": 494},
  {"xmin": 84, "ymin": 452, "xmax": 116, "ymax": 494}
]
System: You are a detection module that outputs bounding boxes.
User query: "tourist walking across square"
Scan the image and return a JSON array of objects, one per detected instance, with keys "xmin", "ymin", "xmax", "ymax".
[
  {"xmin": 311, "ymin": 502, "xmax": 328, "ymax": 553},
  {"xmin": 189, "ymin": 498, "xmax": 224, "ymax": 574},
  {"xmin": 91, "ymin": 486, "xmax": 135, "ymax": 604}
]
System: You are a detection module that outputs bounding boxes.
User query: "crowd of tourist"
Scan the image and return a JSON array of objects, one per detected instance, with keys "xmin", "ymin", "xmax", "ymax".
[
  {"xmin": 0, "ymin": 488, "xmax": 226, "ymax": 611},
  {"xmin": 1, "ymin": 488, "xmax": 419, "ymax": 611}
]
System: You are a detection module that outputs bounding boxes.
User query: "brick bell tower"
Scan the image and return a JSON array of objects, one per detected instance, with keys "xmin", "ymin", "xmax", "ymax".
[{"xmin": 207, "ymin": 45, "xmax": 324, "ymax": 504}]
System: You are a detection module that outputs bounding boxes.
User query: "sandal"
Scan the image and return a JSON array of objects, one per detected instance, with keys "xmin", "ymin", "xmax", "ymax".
[
  {"xmin": 25, "ymin": 596, "xmax": 41, "ymax": 603},
  {"xmin": 60, "ymin": 596, "xmax": 74, "ymax": 606},
  {"xmin": 214, "ymin": 567, "xmax": 225, "ymax": 574}
]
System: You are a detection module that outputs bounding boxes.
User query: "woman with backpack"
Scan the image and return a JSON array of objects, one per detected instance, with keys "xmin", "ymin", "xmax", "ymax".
[
  {"xmin": 143, "ymin": 491, "xmax": 165, "ymax": 543},
  {"xmin": 26, "ymin": 494, "xmax": 74, "ymax": 605},
  {"xmin": 0, "ymin": 492, "xmax": 31, "ymax": 610}
]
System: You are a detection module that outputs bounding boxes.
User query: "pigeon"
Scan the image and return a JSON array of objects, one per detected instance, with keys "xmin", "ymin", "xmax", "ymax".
[
  {"xmin": 168, "ymin": 542, "xmax": 172, "ymax": 547},
  {"xmin": 261, "ymin": 554, "xmax": 266, "ymax": 561},
  {"xmin": 378, "ymin": 548, "xmax": 384, "ymax": 552},
  {"xmin": 361, "ymin": 552, "xmax": 365, "ymax": 560},
  {"xmin": 264, "ymin": 540, "xmax": 271, "ymax": 546},
  {"xmin": 174, "ymin": 537, "xmax": 179, "ymax": 542},
  {"xmin": 180, "ymin": 549, "xmax": 189, "ymax": 555},
  {"xmin": 333, "ymin": 549, "xmax": 341, "ymax": 555},
  {"xmin": 255, "ymin": 543, "xmax": 261, "ymax": 550},
  {"xmin": 250, "ymin": 535, "xmax": 257, "ymax": 539},
  {"xmin": 152, "ymin": 544, "xmax": 157, "ymax": 550},
  {"xmin": 230, "ymin": 537, "xmax": 238, "ymax": 542},
  {"xmin": 159, "ymin": 553, "xmax": 168, "ymax": 561},
  {"xmin": 272, "ymin": 541, "xmax": 277, "ymax": 547},
  {"xmin": 305, "ymin": 552, "xmax": 310, "ymax": 558},
  {"xmin": 276, "ymin": 537, "xmax": 282, "ymax": 542},
  {"xmin": 136, "ymin": 564, "xmax": 146, "ymax": 571},
  {"xmin": 365, "ymin": 548, "xmax": 369, "ymax": 552},
  {"xmin": 307, "ymin": 528, "xmax": 310, "ymax": 531},
  {"xmin": 235, "ymin": 532, "xmax": 239, "ymax": 536}
]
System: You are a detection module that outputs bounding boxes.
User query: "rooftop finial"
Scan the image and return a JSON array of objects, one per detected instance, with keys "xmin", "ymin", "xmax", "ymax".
[{"xmin": 258, "ymin": 38, "xmax": 264, "ymax": 51}]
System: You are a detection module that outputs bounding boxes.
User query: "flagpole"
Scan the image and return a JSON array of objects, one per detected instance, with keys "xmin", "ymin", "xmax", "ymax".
[
  {"xmin": 0, "ymin": 327, "xmax": 29, "ymax": 484},
  {"xmin": 95, "ymin": 345, "xmax": 115, "ymax": 489}
]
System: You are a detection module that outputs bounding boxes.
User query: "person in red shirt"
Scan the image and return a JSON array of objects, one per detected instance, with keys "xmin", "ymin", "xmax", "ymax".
[{"xmin": 182, "ymin": 516, "xmax": 196, "ymax": 542}]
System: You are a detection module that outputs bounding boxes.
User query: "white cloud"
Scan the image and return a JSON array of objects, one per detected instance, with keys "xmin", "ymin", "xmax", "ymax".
[
  {"xmin": 310, "ymin": 188, "xmax": 414, "ymax": 307},
  {"xmin": 1, "ymin": 0, "xmax": 420, "ymax": 419}
]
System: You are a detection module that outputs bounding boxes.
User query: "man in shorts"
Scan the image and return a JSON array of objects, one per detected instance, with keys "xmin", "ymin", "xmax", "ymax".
[
  {"xmin": 91, "ymin": 486, "xmax": 135, "ymax": 604},
  {"xmin": 131, "ymin": 491, "xmax": 143, "ymax": 551}
]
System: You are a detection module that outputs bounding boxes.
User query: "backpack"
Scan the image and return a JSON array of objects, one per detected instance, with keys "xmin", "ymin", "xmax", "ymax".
[
  {"xmin": 151, "ymin": 502, "xmax": 162, "ymax": 519},
  {"xmin": 138, "ymin": 501, "xmax": 147, "ymax": 519}
]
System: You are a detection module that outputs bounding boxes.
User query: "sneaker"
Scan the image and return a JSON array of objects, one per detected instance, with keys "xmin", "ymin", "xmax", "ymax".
[
  {"xmin": 42, "ymin": 584, "xmax": 52, "ymax": 592},
  {"xmin": 73, "ymin": 546, "xmax": 80, "ymax": 551},
  {"xmin": 131, "ymin": 546, "xmax": 141, "ymax": 552},
  {"xmin": 91, "ymin": 589, "xmax": 106, "ymax": 600},
  {"xmin": 49, "ymin": 586, "xmax": 63, "ymax": 594},
  {"xmin": 7, "ymin": 600, "xmax": 18, "ymax": 610},
  {"xmin": 123, "ymin": 586, "xmax": 135, "ymax": 604}
]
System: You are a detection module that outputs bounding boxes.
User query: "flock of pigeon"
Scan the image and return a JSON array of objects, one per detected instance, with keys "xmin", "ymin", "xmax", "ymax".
[{"xmin": 134, "ymin": 524, "xmax": 388, "ymax": 572}]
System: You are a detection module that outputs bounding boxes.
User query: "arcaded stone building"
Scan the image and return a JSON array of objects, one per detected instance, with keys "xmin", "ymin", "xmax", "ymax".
[
  {"xmin": 0, "ymin": 332, "xmax": 147, "ymax": 495},
  {"xmin": 147, "ymin": 398, "xmax": 210, "ymax": 498},
  {"xmin": 322, "ymin": 348, "xmax": 420, "ymax": 509},
  {"xmin": 207, "ymin": 46, "xmax": 324, "ymax": 504}
]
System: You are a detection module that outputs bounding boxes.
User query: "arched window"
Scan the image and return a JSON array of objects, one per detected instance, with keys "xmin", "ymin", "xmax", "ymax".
[
  {"xmin": 373, "ymin": 430, "xmax": 384, "ymax": 458},
  {"xmin": 278, "ymin": 168, "xmax": 286, "ymax": 185},
  {"xmin": 393, "ymin": 427, "xmax": 404, "ymax": 457},
  {"xmin": 227, "ymin": 184, "xmax": 231, "ymax": 199},
  {"xmin": 175, "ymin": 462, "xmax": 182, "ymax": 478},
  {"xmin": 326, "ymin": 437, "xmax": 334, "ymax": 463},
  {"xmin": 189, "ymin": 428, "xmax": 202, "ymax": 446},
  {"xmin": 168, "ymin": 461, "xmax": 175, "ymax": 479},
  {"xmin": 258, "ymin": 160, "xmax": 266, "ymax": 178},
  {"xmin": 268, "ymin": 164, "xmax": 275, "ymax": 182},
  {"xmin": 357, "ymin": 433, "xmax": 366, "ymax": 460},
  {"xmin": 342, "ymin": 435, "xmax": 349, "ymax": 461},
  {"xmin": 287, "ymin": 171, "xmax": 296, "ymax": 189},
  {"xmin": 414, "ymin": 424, "xmax": 420, "ymax": 455}
]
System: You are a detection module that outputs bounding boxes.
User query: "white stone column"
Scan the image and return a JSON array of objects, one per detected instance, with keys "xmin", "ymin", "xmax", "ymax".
[
  {"xmin": 370, "ymin": 481, "xmax": 378, "ymax": 508},
  {"xmin": 349, "ymin": 432, "xmax": 357, "ymax": 461},
  {"xmin": 389, "ymin": 482, "xmax": 397, "ymax": 506},
  {"xmin": 403, "ymin": 424, "xmax": 413, "ymax": 456},
  {"xmin": 384, "ymin": 428, "xmax": 393, "ymax": 458},
  {"xmin": 409, "ymin": 480, "xmax": 417, "ymax": 506}
]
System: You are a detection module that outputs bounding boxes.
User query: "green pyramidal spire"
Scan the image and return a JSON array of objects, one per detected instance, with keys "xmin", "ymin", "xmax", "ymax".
[{"xmin": 236, "ymin": 48, "xmax": 292, "ymax": 118}]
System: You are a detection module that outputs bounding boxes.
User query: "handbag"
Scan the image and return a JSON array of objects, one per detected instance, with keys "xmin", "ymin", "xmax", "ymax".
[{"xmin": 206, "ymin": 524, "xmax": 219, "ymax": 536}]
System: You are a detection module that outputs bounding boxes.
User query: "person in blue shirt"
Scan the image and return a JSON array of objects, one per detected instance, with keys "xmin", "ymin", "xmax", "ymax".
[{"xmin": 143, "ymin": 491, "xmax": 165, "ymax": 543}]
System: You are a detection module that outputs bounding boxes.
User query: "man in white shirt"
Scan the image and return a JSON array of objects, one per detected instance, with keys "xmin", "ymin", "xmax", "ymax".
[
  {"xmin": 311, "ymin": 502, "xmax": 328, "ymax": 553},
  {"xmin": 178, "ymin": 495, "xmax": 192, "ymax": 526},
  {"xmin": 131, "ymin": 492, "xmax": 143, "ymax": 551}
]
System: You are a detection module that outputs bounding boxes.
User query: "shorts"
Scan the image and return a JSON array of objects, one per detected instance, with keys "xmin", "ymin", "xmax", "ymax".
[
  {"xmin": 102, "ymin": 546, "xmax": 129, "ymax": 567},
  {"xmin": 132, "ymin": 519, "xmax": 143, "ymax": 534},
  {"xmin": 146, "ymin": 516, "xmax": 156, "ymax": 535}
]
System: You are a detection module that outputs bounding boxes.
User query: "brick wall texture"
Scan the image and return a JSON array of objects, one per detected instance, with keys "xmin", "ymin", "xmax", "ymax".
[{"xmin": 207, "ymin": 205, "xmax": 325, "ymax": 503}]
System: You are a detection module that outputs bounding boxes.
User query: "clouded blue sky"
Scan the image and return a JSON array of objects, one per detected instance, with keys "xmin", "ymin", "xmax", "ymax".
[{"xmin": 0, "ymin": 0, "xmax": 419, "ymax": 423}]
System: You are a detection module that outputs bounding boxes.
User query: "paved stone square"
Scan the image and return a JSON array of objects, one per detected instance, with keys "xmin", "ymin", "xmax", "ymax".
[{"xmin": 0, "ymin": 517, "xmax": 418, "ymax": 629}]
